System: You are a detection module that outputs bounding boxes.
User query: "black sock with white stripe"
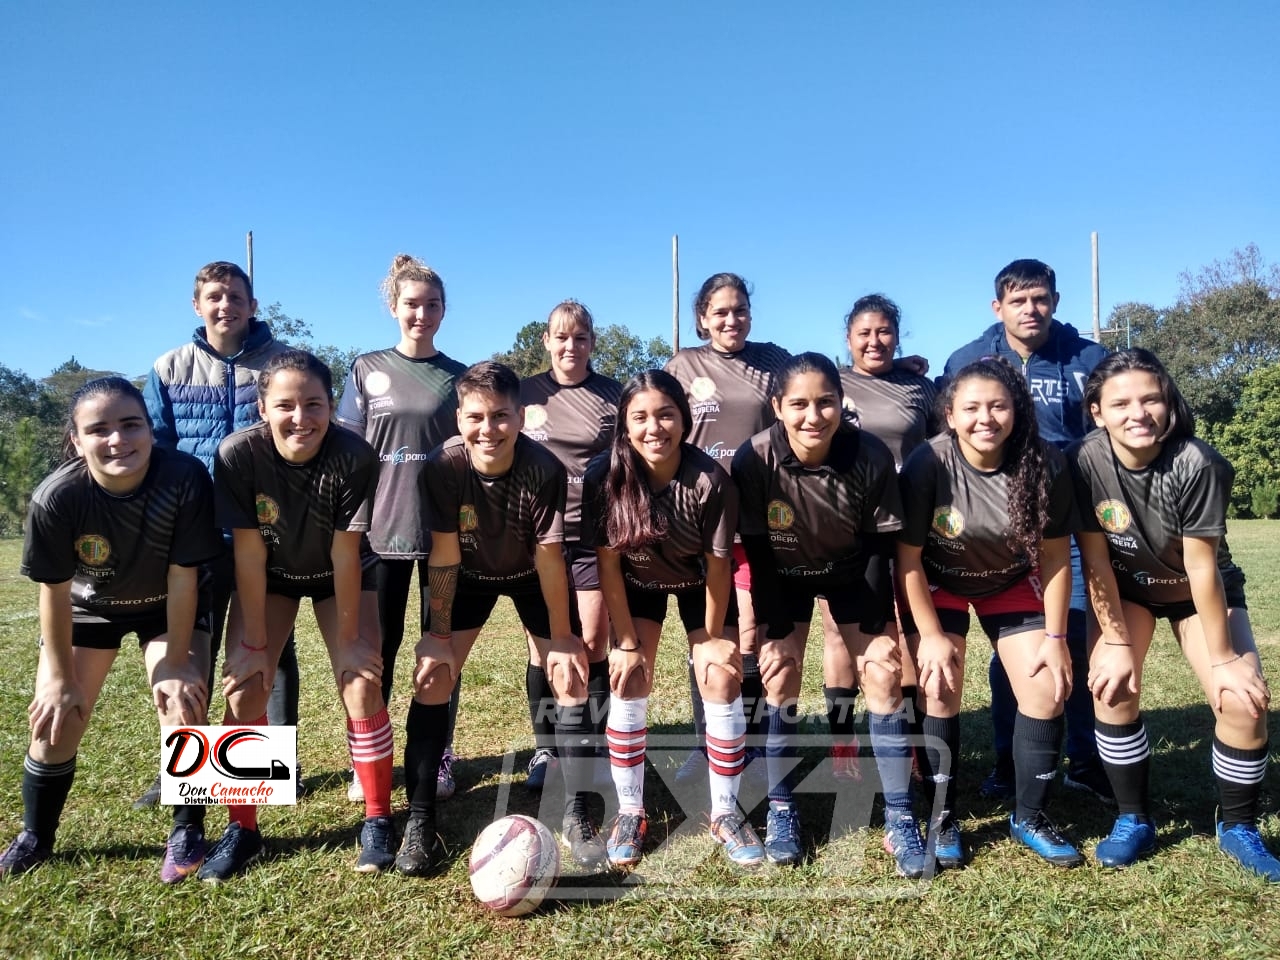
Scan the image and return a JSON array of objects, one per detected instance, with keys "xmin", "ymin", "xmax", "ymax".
[
  {"xmin": 21, "ymin": 754, "xmax": 76, "ymax": 846},
  {"xmin": 1213, "ymin": 737, "xmax": 1268, "ymax": 829},
  {"xmin": 1096, "ymin": 718, "xmax": 1150, "ymax": 817}
]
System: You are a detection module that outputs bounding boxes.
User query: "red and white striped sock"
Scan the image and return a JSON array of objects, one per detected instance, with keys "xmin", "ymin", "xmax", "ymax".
[
  {"xmin": 347, "ymin": 708, "xmax": 394, "ymax": 818},
  {"xmin": 705, "ymin": 698, "xmax": 746, "ymax": 819},
  {"xmin": 607, "ymin": 695, "xmax": 647, "ymax": 814}
]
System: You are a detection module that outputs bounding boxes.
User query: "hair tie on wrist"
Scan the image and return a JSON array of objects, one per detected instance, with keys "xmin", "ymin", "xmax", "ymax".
[{"xmin": 1045, "ymin": 632, "xmax": 1067, "ymax": 640}]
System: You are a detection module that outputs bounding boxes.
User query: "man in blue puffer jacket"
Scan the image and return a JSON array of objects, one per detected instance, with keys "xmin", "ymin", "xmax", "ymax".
[
  {"xmin": 137, "ymin": 261, "xmax": 302, "ymax": 814},
  {"xmin": 944, "ymin": 258, "xmax": 1113, "ymax": 808}
]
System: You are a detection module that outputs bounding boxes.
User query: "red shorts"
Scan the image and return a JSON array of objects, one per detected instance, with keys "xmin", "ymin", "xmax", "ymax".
[{"xmin": 930, "ymin": 573, "xmax": 1044, "ymax": 617}]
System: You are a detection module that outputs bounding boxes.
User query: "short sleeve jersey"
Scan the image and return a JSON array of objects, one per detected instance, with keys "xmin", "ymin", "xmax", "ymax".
[
  {"xmin": 1069, "ymin": 430, "xmax": 1244, "ymax": 605},
  {"xmin": 582, "ymin": 445, "xmax": 738, "ymax": 590},
  {"xmin": 520, "ymin": 370, "xmax": 623, "ymax": 542},
  {"xmin": 665, "ymin": 341, "xmax": 791, "ymax": 465},
  {"xmin": 423, "ymin": 434, "xmax": 566, "ymax": 585},
  {"xmin": 899, "ymin": 433, "xmax": 1079, "ymax": 598},
  {"xmin": 21, "ymin": 448, "xmax": 222, "ymax": 622},
  {"xmin": 839, "ymin": 367, "xmax": 941, "ymax": 470},
  {"xmin": 215, "ymin": 423, "xmax": 378, "ymax": 589},
  {"xmin": 335, "ymin": 348, "xmax": 467, "ymax": 558},
  {"xmin": 733, "ymin": 423, "xmax": 903, "ymax": 578}
]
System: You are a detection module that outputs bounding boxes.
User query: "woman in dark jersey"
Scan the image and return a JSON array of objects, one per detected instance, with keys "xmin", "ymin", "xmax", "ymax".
[
  {"xmin": 898, "ymin": 357, "xmax": 1081, "ymax": 869},
  {"xmin": 337, "ymin": 254, "xmax": 466, "ymax": 801},
  {"xmin": 733, "ymin": 353, "xmax": 914, "ymax": 870},
  {"xmin": 0, "ymin": 378, "xmax": 221, "ymax": 883},
  {"xmin": 1069, "ymin": 349, "xmax": 1277, "ymax": 880},
  {"xmin": 201, "ymin": 351, "xmax": 395, "ymax": 882},
  {"xmin": 583, "ymin": 369, "xmax": 764, "ymax": 869},
  {"xmin": 824, "ymin": 294, "xmax": 939, "ymax": 778},
  {"xmin": 519, "ymin": 300, "xmax": 622, "ymax": 790}
]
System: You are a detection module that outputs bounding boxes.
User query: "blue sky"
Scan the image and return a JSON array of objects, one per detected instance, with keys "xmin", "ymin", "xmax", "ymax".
[{"xmin": 2, "ymin": 2, "xmax": 1277, "ymax": 382}]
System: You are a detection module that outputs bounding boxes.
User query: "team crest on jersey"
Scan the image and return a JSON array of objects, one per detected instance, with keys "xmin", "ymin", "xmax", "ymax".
[
  {"xmin": 1095, "ymin": 499, "xmax": 1132, "ymax": 534},
  {"xmin": 767, "ymin": 500, "xmax": 796, "ymax": 531},
  {"xmin": 75, "ymin": 535, "xmax": 111, "ymax": 566},
  {"xmin": 524, "ymin": 405, "xmax": 548, "ymax": 430},
  {"xmin": 364, "ymin": 371, "xmax": 391, "ymax": 397},
  {"xmin": 256, "ymin": 495, "xmax": 281, "ymax": 526},
  {"xmin": 458, "ymin": 504, "xmax": 479, "ymax": 533},
  {"xmin": 689, "ymin": 376, "xmax": 716, "ymax": 402},
  {"xmin": 931, "ymin": 507, "xmax": 964, "ymax": 539}
]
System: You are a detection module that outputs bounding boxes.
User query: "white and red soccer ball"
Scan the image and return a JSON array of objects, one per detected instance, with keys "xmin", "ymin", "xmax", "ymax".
[{"xmin": 468, "ymin": 814, "xmax": 559, "ymax": 916}]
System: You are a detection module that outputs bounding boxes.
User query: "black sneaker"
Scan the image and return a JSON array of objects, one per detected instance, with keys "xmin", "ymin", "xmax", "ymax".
[
  {"xmin": 0, "ymin": 830, "xmax": 50, "ymax": 879},
  {"xmin": 526, "ymin": 748, "xmax": 557, "ymax": 792},
  {"xmin": 197, "ymin": 824, "xmax": 264, "ymax": 884},
  {"xmin": 561, "ymin": 810, "xmax": 606, "ymax": 868},
  {"xmin": 978, "ymin": 759, "xmax": 1015, "ymax": 804},
  {"xmin": 133, "ymin": 774, "xmax": 163, "ymax": 810},
  {"xmin": 1063, "ymin": 761, "xmax": 1117, "ymax": 806},
  {"xmin": 355, "ymin": 816, "xmax": 396, "ymax": 873},
  {"xmin": 395, "ymin": 816, "xmax": 444, "ymax": 877}
]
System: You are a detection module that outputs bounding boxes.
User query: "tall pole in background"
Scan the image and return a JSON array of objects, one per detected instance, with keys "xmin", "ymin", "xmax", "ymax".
[
  {"xmin": 246, "ymin": 231, "xmax": 255, "ymax": 286},
  {"xmin": 672, "ymin": 234, "xmax": 680, "ymax": 352},
  {"xmin": 1091, "ymin": 231, "xmax": 1100, "ymax": 341}
]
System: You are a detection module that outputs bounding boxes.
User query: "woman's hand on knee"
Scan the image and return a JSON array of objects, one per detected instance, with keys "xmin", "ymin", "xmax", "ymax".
[
  {"xmin": 1028, "ymin": 634, "xmax": 1073, "ymax": 704},
  {"xmin": 28, "ymin": 678, "xmax": 86, "ymax": 747},
  {"xmin": 692, "ymin": 636, "xmax": 743, "ymax": 699},
  {"xmin": 413, "ymin": 632, "xmax": 456, "ymax": 698}
]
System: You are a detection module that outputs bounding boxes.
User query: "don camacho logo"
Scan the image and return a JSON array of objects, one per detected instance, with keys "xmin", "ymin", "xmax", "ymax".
[
  {"xmin": 256, "ymin": 495, "xmax": 281, "ymax": 525},
  {"xmin": 160, "ymin": 726, "xmax": 297, "ymax": 805},
  {"xmin": 75, "ymin": 535, "xmax": 111, "ymax": 566}
]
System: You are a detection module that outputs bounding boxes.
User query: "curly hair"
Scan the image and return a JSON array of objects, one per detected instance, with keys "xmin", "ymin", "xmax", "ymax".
[{"xmin": 942, "ymin": 356, "xmax": 1050, "ymax": 565}]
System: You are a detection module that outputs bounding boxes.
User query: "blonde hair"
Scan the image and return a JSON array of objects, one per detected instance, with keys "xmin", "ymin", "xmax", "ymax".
[
  {"xmin": 547, "ymin": 299, "xmax": 596, "ymax": 337},
  {"xmin": 380, "ymin": 254, "xmax": 445, "ymax": 309}
]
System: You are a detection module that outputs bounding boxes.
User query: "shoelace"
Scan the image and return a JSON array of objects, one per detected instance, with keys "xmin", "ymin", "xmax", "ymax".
[
  {"xmin": 770, "ymin": 807, "xmax": 800, "ymax": 844},
  {"xmin": 438, "ymin": 753, "xmax": 455, "ymax": 777},
  {"xmin": 1026, "ymin": 814, "xmax": 1070, "ymax": 846},
  {"xmin": 1225, "ymin": 825, "xmax": 1271, "ymax": 856},
  {"xmin": 401, "ymin": 820, "xmax": 428, "ymax": 857},
  {"xmin": 613, "ymin": 814, "xmax": 644, "ymax": 846},
  {"xmin": 712, "ymin": 813, "xmax": 755, "ymax": 849},
  {"xmin": 888, "ymin": 817, "xmax": 924, "ymax": 855},
  {"xmin": 1108, "ymin": 818, "xmax": 1145, "ymax": 842}
]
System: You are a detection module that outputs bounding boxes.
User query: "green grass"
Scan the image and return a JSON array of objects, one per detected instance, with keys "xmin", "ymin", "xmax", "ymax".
[{"xmin": 2, "ymin": 523, "xmax": 1280, "ymax": 959}]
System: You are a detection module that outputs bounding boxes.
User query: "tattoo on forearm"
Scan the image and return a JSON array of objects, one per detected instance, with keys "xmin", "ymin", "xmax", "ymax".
[{"xmin": 427, "ymin": 563, "xmax": 460, "ymax": 636}]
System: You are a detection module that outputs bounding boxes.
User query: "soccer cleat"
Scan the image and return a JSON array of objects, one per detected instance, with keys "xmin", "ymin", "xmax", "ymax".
[
  {"xmin": 605, "ymin": 812, "xmax": 648, "ymax": 868},
  {"xmin": 978, "ymin": 760, "xmax": 1016, "ymax": 804},
  {"xmin": 929, "ymin": 815, "xmax": 965, "ymax": 870},
  {"xmin": 0, "ymin": 830, "xmax": 50, "ymax": 879},
  {"xmin": 1010, "ymin": 812, "xmax": 1084, "ymax": 868},
  {"xmin": 347, "ymin": 767, "xmax": 365, "ymax": 803},
  {"xmin": 709, "ymin": 811, "xmax": 765, "ymax": 867},
  {"xmin": 674, "ymin": 747, "xmax": 708, "ymax": 785},
  {"xmin": 1095, "ymin": 813, "xmax": 1156, "ymax": 868},
  {"xmin": 883, "ymin": 812, "xmax": 929, "ymax": 878},
  {"xmin": 355, "ymin": 816, "xmax": 396, "ymax": 873},
  {"xmin": 160, "ymin": 823, "xmax": 206, "ymax": 884},
  {"xmin": 1217, "ymin": 821, "xmax": 1280, "ymax": 882},
  {"xmin": 295, "ymin": 765, "xmax": 306, "ymax": 800},
  {"xmin": 526, "ymin": 748, "xmax": 557, "ymax": 792},
  {"xmin": 1063, "ymin": 761, "xmax": 1117, "ymax": 806},
  {"xmin": 133, "ymin": 774, "xmax": 163, "ymax": 810},
  {"xmin": 436, "ymin": 750, "xmax": 458, "ymax": 801},
  {"xmin": 395, "ymin": 816, "xmax": 444, "ymax": 877},
  {"xmin": 561, "ymin": 810, "xmax": 606, "ymax": 868},
  {"xmin": 197, "ymin": 823, "xmax": 264, "ymax": 883},
  {"xmin": 832, "ymin": 740, "xmax": 862, "ymax": 782},
  {"xmin": 764, "ymin": 800, "xmax": 803, "ymax": 866}
]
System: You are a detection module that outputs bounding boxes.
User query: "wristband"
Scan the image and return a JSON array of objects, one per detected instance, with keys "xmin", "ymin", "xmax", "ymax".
[
  {"xmin": 1045, "ymin": 633, "xmax": 1067, "ymax": 640},
  {"xmin": 241, "ymin": 641, "xmax": 268, "ymax": 652},
  {"xmin": 429, "ymin": 632, "xmax": 451, "ymax": 642},
  {"xmin": 613, "ymin": 643, "xmax": 641, "ymax": 653},
  {"xmin": 1212, "ymin": 653, "xmax": 1244, "ymax": 668},
  {"xmin": 1103, "ymin": 641, "xmax": 1133, "ymax": 647}
]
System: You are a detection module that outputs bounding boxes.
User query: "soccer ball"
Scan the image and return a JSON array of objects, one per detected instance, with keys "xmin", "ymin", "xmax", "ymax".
[{"xmin": 468, "ymin": 814, "xmax": 560, "ymax": 916}]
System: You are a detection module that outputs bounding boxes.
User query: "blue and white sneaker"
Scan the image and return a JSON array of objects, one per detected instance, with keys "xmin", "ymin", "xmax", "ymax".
[
  {"xmin": 883, "ymin": 812, "xmax": 929, "ymax": 878},
  {"xmin": 709, "ymin": 811, "xmax": 765, "ymax": 867},
  {"xmin": 1217, "ymin": 821, "xmax": 1280, "ymax": 882},
  {"xmin": 197, "ymin": 823, "xmax": 264, "ymax": 883},
  {"xmin": 764, "ymin": 800, "xmax": 803, "ymax": 866},
  {"xmin": 1010, "ymin": 812, "xmax": 1083, "ymax": 868},
  {"xmin": 929, "ymin": 815, "xmax": 965, "ymax": 870},
  {"xmin": 1095, "ymin": 813, "xmax": 1155, "ymax": 868}
]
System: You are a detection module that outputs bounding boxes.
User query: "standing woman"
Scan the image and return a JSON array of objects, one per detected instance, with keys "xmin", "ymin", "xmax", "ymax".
[
  {"xmin": 898, "ymin": 357, "xmax": 1082, "ymax": 868},
  {"xmin": 519, "ymin": 301, "xmax": 622, "ymax": 789},
  {"xmin": 1070, "ymin": 349, "xmax": 1277, "ymax": 879},
  {"xmin": 733, "ymin": 353, "xmax": 915, "ymax": 870},
  {"xmin": 0, "ymin": 378, "xmax": 220, "ymax": 882},
  {"xmin": 337, "ymin": 255, "xmax": 467, "ymax": 801},
  {"xmin": 200, "ymin": 350, "xmax": 396, "ymax": 882},
  {"xmin": 664, "ymin": 273, "xmax": 791, "ymax": 775},
  {"xmin": 822, "ymin": 294, "xmax": 940, "ymax": 776},
  {"xmin": 583, "ymin": 370, "xmax": 764, "ymax": 868}
]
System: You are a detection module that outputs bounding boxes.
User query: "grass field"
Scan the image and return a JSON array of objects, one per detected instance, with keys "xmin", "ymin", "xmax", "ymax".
[{"xmin": 1, "ymin": 525, "xmax": 1279, "ymax": 959}]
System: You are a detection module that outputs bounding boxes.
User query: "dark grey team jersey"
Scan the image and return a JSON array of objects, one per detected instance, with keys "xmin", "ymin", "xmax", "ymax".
[
  {"xmin": 733, "ymin": 423, "xmax": 903, "ymax": 577},
  {"xmin": 336, "ymin": 348, "xmax": 467, "ymax": 558},
  {"xmin": 582, "ymin": 445, "xmax": 738, "ymax": 590},
  {"xmin": 839, "ymin": 368, "xmax": 940, "ymax": 470},
  {"xmin": 899, "ymin": 433, "xmax": 1079, "ymax": 598},
  {"xmin": 423, "ymin": 434, "xmax": 566, "ymax": 586},
  {"xmin": 22, "ymin": 447, "xmax": 222, "ymax": 622},
  {"xmin": 520, "ymin": 370, "xmax": 623, "ymax": 542},
  {"xmin": 665, "ymin": 341, "xmax": 791, "ymax": 465},
  {"xmin": 215, "ymin": 423, "xmax": 378, "ymax": 589},
  {"xmin": 1068, "ymin": 430, "xmax": 1244, "ymax": 606}
]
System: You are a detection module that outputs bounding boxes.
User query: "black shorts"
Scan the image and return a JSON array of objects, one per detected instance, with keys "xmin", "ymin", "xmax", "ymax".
[
  {"xmin": 565, "ymin": 541, "xmax": 600, "ymax": 592},
  {"xmin": 776, "ymin": 573, "xmax": 870, "ymax": 626},
  {"xmin": 66, "ymin": 610, "xmax": 212, "ymax": 651},
  {"xmin": 1129, "ymin": 581, "xmax": 1248, "ymax": 625},
  {"xmin": 624, "ymin": 582, "xmax": 740, "ymax": 634},
  {"xmin": 267, "ymin": 563, "xmax": 378, "ymax": 601},
  {"xmin": 452, "ymin": 575, "xmax": 583, "ymax": 638},
  {"xmin": 928, "ymin": 608, "xmax": 1046, "ymax": 644}
]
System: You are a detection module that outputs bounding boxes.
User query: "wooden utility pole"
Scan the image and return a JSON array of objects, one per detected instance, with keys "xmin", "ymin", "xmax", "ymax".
[
  {"xmin": 672, "ymin": 234, "xmax": 680, "ymax": 352},
  {"xmin": 1091, "ymin": 231, "xmax": 1100, "ymax": 341},
  {"xmin": 246, "ymin": 231, "xmax": 255, "ymax": 285}
]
